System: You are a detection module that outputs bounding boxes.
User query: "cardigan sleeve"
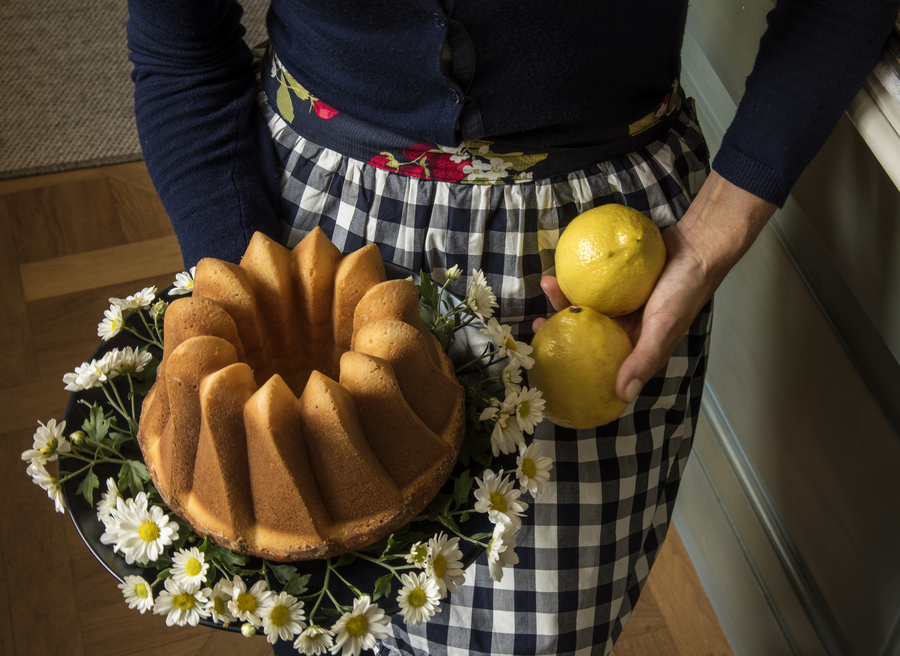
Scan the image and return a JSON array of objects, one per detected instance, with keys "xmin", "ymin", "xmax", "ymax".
[
  {"xmin": 712, "ymin": 0, "xmax": 899, "ymax": 206},
  {"xmin": 127, "ymin": 0, "xmax": 282, "ymax": 267}
]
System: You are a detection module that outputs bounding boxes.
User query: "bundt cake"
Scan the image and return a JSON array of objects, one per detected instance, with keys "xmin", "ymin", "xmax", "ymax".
[{"xmin": 137, "ymin": 229, "xmax": 466, "ymax": 562}]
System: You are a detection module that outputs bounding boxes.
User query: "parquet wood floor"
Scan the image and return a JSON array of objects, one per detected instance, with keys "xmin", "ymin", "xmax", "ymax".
[{"xmin": 0, "ymin": 162, "xmax": 734, "ymax": 656}]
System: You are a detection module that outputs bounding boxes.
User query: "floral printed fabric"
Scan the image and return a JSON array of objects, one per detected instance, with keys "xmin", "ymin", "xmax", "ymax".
[
  {"xmin": 262, "ymin": 47, "xmax": 683, "ymax": 186},
  {"xmin": 368, "ymin": 141, "xmax": 548, "ymax": 185}
]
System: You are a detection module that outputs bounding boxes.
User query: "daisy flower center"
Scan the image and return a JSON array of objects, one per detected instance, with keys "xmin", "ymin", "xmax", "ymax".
[
  {"xmin": 236, "ymin": 592, "xmax": 257, "ymax": 613},
  {"xmin": 269, "ymin": 605, "xmax": 290, "ymax": 627},
  {"xmin": 174, "ymin": 593, "xmax": 195, "ymax": 611},
  {"xmin": 40, "ymin": 438, "xmax": 58, "ymax": 456},
  {"xmin": 498, "ymin": 414, "xmax": 511, "ymax": 431},
  {"xmin": 138, "ymin": 521, "xmax": 160, "ymax": 542},
  {"xmin": 432, "ymin": 554, "xmax": 447, "ymax": 579},
  {"xmin": 518, "ymin": 400, "xmax": 531, "ymax": 418},
  {"xmin": 135, "ymin": 583, "xmax": 149, "ymax": 599},
  {"xmin": 505, "ymin": 336, "xmax": 518, "ymax": 352},
  {"xmin": 521, "ymin": 458, "xmax": 537, "ymax": 478},
  {"xmin": 214, "ymin": 596, "xmax": 226, "ymax": 614},
  {"xmin": 185, "ymin": 557, "xmax": 202, "ymax": 577},
  {"xmin": 345, "ymin": 615, "xmax": 369, "ymax": 637},
  {"xmin": 489, "ymin": 492, "xmax": 508, "ymax": 513},
  {"xmin": 407, "ymin": 588, "xmax": 428, "ymax": 608}
]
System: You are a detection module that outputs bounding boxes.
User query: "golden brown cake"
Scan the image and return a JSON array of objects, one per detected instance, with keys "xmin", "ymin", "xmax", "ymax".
[{"xmin": 137, "ymin": 228, "xmax": 466, "ymax": 561}]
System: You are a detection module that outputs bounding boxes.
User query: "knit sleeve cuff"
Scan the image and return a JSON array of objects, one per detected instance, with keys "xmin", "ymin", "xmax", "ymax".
[{"xmin": 711, "ymin": 144, "xmax": 795, "ymax": 208}]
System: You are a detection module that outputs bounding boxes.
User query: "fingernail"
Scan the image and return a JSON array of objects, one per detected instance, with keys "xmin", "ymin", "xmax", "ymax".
[{"xmin": 624, "ymin": 379, "xmax": 642, "ymax": 404}]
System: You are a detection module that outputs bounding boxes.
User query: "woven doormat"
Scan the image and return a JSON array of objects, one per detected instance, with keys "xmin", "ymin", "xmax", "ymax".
[{"xmin": 0, "ymin": 0, "xmax": 268, "ymax": 181}]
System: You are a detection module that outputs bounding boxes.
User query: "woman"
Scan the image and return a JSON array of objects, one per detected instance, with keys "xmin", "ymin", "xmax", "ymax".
[{"xmin": 127, "ymin": 2, "xmax": 898, "ymax": 654}]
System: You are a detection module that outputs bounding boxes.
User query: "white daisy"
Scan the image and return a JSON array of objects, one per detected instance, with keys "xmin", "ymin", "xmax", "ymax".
[
  {"xmin": 425, "ymin": 533, "xmax": 465, "ymax": 597},
  {"xmin": 171, "ymin": 547, "xmax": 209, "ymax": 591},
  {"xmin": 27, "ymin": 461, "xmax": 65, "ymax": 513},
  {"xmin": 21, "ymin": 418, "xmax": 70, "ymax": 465},
  {"xmin": 479, "ymin": 392, "xmax": 525, "ymax": 457},
  {"xmin": 153, "ymin": 577, "xmax": 210, "ymax": 627},
  {"xmin": 97, "ymin": 304, "xmax": 124, "ymax": 341},
  {"xmin": 62, "ymin": 371, "xmax": 85, "ymax": 392},
  {"xmin": 405, "ymin": 541, "xmax": 429, "ymax": 568},
  {"xmin": 100, "ymin": 492, "xmax": 179, "ymax": 565},
  {"xmin": 97, "ymin": 477, "xmax": 121, "ymax": 526},
  {"xmin": 512, "ymin": 387, "xmax": 545, "ymax": 435},
  {"xmin": 203, "ymin": 578, "xmax": 238, "ymax": 625},
  {"xmin": 480, "ymin": 318, "xmax": 535, "ymax": 369},
  {"xmin": 473, "ymin": 469, "xmax": 528, "ymax": 529},
  {"xmin": 118, "ymin": 575, "xmax": 154, "ymax": 614},
  {"xmin": 516, "ymin": 441, "xmax": 554, "ymax": 499},
  {"xmin": 110, "ymin": 286, "xmax": 157, "ymax": 311},
  {"xmin": 69, "ymin": 357, "xmax": 112, "ymax": 390},
  {"xmin": 227, "ymin": 575, "xmax": 274, "ymax": 627},
  {"xmin": 260, "ymin": 591, "xmax": 307, "ymax": 644},
  {"xmin": 330, "ymin": 596, "xmax": 390, "ymax": 656},
  {"xmin": 294, "ymin": 625, "xmax": 335, "ymax": 655},
  {"xmin": 499, "ymin": 361, "xmax": 523, "ymax": 391},
  {"xmin": 396, "ymin": 571, "xmax": 441, "ymax": 626},
  {"xmin": 466, "ymin": 269, "xmax": 498, "ymax": 321},
  {"xmin": 170, "ymin": 267, "xmax": 196, "ymax": 296},
  {"xmin": 486, "ymin": 523, "xmax": 520, "ymax": 583},
  {"xmin": 109, "ymin": 346, "xmax": 153, "ymax": 376}
]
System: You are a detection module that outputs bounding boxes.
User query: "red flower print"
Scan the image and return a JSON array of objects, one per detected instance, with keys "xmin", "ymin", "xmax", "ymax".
[{"xmin": 313, "ymin": 99, "xmax": 339, "ymax": 120}]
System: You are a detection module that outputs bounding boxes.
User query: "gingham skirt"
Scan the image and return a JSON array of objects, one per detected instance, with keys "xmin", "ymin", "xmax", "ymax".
[{"xmin": 261, "ymin": 84, "xmax": 712, "ymax": 656}]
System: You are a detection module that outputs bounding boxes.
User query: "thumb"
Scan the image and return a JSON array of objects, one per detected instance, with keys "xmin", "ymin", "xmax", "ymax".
[{"xmin": 615, "ymin": 309, "xmax": 686, "ymax": 403}]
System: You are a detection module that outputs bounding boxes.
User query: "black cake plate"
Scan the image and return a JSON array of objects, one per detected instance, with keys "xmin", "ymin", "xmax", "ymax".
[{"xmin": 60, "ymin": 262, "xmax": 509, "ymax": 630}]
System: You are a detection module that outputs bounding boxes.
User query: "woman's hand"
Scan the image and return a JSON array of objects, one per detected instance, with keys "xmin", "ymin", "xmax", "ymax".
[{"xmin": 532, "ymin": 171, "xmax": 777, "ymax": 403}]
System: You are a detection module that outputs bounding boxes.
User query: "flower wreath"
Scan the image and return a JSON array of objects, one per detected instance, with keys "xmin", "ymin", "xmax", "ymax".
[{"xmin": 22, "ymin": 264, "xmax": 552, "ymax": 655}]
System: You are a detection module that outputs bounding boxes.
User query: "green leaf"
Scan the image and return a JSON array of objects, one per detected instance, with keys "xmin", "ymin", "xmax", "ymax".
[
  {"xmin": 283, "ymin": 70, "xmax": 310, "ymax": 100},
  {"xmin": 82, "ymin": 403, "xmax": 111, "ymax": 441},
  {"xmin": 453, "ymin": 470, "xmax": 473, "ymax": 509},
  {"xmin": 207, "ymin": 544, "xmax": 251, "ymax": 573},
  {"xmin": 333, "ymin": 553, "xmax": 357, "ymax": 568},
  {"xmin": 76, "ymin": 467, "xmax": 100, "ymax": 506},
  {"xmin": 426, "ymin": 493, "xmax": 453, "ymax": 522},
  {"xmin": 373, "ymin": 573, "xmax": 393, "ymax": 602},
  {"xmin": 439, "ymin": 513, "xmax": 461, "ymax": 535},
  {"xmin": 417, "ymin": 270, "xmax": 442, "ymax": 311},
  {"xmin": 282, "ymin": 573, "xmax": 311, "ymax": 597},
  {"xmin": 268, "ymin": 563, "xmax": 299, "ymax": 585},
  {"xmin": 118, "ymin": 460, "xmax": 150, "ymax": 497},
  {"xmin": 276, "ymin": 82, "xmax": 295, "ymax": 123}
]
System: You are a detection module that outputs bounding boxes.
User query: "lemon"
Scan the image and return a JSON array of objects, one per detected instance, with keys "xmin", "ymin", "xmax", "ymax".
[
  {"xmin": 528, "ymin": 305, "xmax": 632, "ymax": 429},
  {"xmin": 555, "ymin": 204, "xmax": 666, "ymax": 317}
]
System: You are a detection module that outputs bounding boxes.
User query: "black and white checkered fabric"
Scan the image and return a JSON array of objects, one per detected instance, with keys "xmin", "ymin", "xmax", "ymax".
[{"xmin": 263, "ymin": 94, "xmax": 712, "ymax": 655}]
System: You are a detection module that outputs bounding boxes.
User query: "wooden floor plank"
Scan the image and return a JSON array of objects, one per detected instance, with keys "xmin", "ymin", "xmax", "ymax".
[
  {"xmin": 27, "ymin": 272, "xmax": 179, "ymax": 381},
  {"xmin": 101, "ymin": 161, "xmax": 161, "ymax": 196},
  {"xmin": 19, "ymin": 236, "xmax": 184, "ymax": 302},
  {"xmin": 3, "ymin": 177, "xmax": 126, "ymax": 263},
  {"xmin": 107, "ymin": 175, "xmax": 174, "ymax": 243},
  {"xmin": 0, "ymin": 429, "xmax": 87, "ymax": 656},
  {"xmin": 0, "ymin": 199, "xmax": 39, "ymax": 390},
  {"xmin": 650, "ymin": 527, "xmax": 735, "ymax": 656}
]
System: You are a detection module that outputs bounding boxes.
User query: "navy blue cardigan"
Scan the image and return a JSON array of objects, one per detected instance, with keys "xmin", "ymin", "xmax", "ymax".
[{"xmin": 127, "ymin": 0, "xmax": 898, "ymax": 267}]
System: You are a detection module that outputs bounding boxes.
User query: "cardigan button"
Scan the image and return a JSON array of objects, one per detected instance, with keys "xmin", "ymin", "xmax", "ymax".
[
  {"xmin": 433, "ymin": 13, "xmax": 446, "ymax": 28},
  {"xmin": 450, "ymin": 89, "xmax": 462, "ymax": 103}
]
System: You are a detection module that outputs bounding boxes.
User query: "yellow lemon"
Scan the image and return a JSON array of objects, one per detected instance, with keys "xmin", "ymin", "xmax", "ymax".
[
  {"xmin": 528, "ymin": 305, "xmax": 632, "ymax": 429},
  {"xmin": 556, "ymin": 204, "xmax": 666, "ymax": 317}
]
